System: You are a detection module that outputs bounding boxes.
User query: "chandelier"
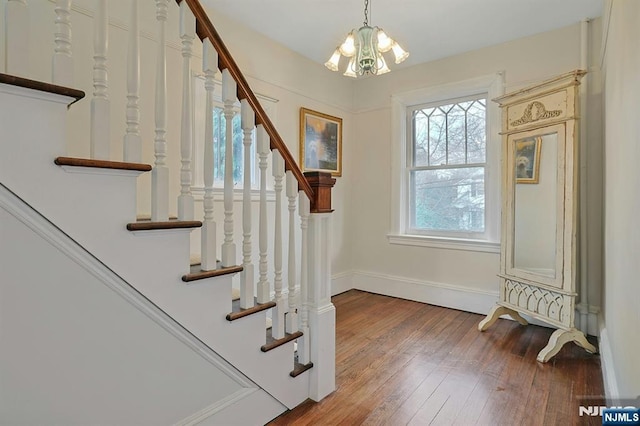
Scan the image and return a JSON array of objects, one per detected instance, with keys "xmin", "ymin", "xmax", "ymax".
[{"xmin": 324, "ymin": 0, "xmax": 409, "ymax": 77}]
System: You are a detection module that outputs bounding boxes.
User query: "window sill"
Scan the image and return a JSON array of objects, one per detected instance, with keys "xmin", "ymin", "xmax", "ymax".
[
  {"xmin": 192, "ymin": 187, "xmax": 276, "ymax": 202},
  {"xmin": 387, "ymin": 233, "xmax": 500, "ymax": 253}
]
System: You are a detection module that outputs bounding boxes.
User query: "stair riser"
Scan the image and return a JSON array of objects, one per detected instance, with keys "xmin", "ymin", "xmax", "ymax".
[{"xmin": 0, "ymin": 87, "xmax": 70, "ymax": 161}]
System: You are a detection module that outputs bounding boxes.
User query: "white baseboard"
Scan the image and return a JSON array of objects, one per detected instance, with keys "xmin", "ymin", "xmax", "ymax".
[
  {"xmin": 349, "ymin": 270, "xmax": 498, "ymax": 315},
  {"xmin": 598, "ymin": 317, "xmax": 620, "ymax": 403},
  {"xmin": 574, "ymin": 305, "xmax": 601, "ymax": 337},
  {"xmin": 176, "ymin": 388, "xmax": 286, "ymax": 426},
  {"xmin": 331, "ymin": 271, "xmax": 353, "ymax": 296}
]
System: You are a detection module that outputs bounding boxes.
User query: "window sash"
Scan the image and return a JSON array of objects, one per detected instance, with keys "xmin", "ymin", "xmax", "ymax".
[{"xmin": 406, "ymin": 95, "xmax": 488, "ymax": 237}]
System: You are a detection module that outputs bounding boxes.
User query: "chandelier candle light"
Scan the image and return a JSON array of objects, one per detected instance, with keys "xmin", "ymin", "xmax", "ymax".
[{"xmin": 325, "ymin": 0, "xmax": 409, "ymax": 77}]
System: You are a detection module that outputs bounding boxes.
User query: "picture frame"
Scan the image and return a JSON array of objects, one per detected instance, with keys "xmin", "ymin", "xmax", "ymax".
[
  {"xmin": 300, "ymin": 107, "xmax": 342, "ymax": 177},
  {"xmin": 515, "ymin": 136, "xmax": 542, "ymax": 184}
]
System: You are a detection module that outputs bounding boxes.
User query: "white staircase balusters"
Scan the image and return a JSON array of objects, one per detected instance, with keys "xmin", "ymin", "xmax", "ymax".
[
  {"xmin": 285, "ymin": 171, "xmax": 298, "ymax": 333},
  {"xmin": 256, "ymin": 125, "xmax": 271, "ymax": 303},
  {"xmin": 123, "ymin": 0, "xmax": 140, "ymax": 163},
  {"xmin": 177, "ymin": 1, "xmax": 195, "ymax": 220},
  {"xmin": 152, "ymin": 0, "xmax": 169, "ymax": 221},
  {"xmin": 201, "ymin": 39, "xmax": 218, "ymax": 271},
  {"xmin": 240, "ymin": 99, "xmax": 255, "ymax": 309},
  {"xmin": 221, "ymin": 69, "xmax": 237, "ymax": 266},
  {"xmin": 52, "ymin": 0, "xmax": 73, "ymax": 87},
  {"xmin": 90, "ymin": 0, "xmax": 109, "ymax": 160},
  {"xmin": 4, "ymin": 0, "xmax": 29, "ymax": 76},
  {"xmin": 272, "ymin": 150, "xmax": 285, "ymax": 339},
  {"xmin": 298, "ymin": 191, "xmax": 311, "ymax": 364}
]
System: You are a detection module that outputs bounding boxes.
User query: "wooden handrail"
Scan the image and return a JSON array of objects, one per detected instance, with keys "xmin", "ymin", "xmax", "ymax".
[{"xmin": 177, "ymin": 0, "xmax": 314, "ymax": 201}]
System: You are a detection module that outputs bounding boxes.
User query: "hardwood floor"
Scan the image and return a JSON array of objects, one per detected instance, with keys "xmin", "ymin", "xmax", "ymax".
[{"xmin": 268, "ymin": 290, "xmax": 604, "ymax": 426}]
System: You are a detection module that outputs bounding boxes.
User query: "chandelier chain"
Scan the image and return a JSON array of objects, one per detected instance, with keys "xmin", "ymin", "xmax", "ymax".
[{"xmin": 363, "ymin": 0, "xmax": 369, "ymax": 26}]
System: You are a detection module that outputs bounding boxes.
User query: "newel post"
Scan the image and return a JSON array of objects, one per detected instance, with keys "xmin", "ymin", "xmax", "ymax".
[{"xmin": 304, "ymin": 171, "xmax": 336, "ymax": 401}]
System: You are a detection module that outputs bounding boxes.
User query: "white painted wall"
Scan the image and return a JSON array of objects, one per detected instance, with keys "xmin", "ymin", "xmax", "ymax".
[
  {"xmin": 348, "ymin": 21, "xmax": 604, "ymax": 316},
  {"xmin": 0, "ymin": 190, "xmax": 285, "ymax": 425},
  {"xmin": 600, "ymin": 0, "xmax": 640, "ymax": 400}
]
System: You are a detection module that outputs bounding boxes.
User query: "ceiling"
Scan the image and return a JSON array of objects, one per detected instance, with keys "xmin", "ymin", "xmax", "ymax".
[{"xmin": 202, "ymin": 0, "xmax": 602, "ymax": 71}]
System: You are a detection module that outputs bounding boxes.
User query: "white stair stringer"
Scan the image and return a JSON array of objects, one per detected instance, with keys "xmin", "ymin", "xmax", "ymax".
[{"xmin": 0, "ymin": 82, "xmax": 312, "ymax": 408}]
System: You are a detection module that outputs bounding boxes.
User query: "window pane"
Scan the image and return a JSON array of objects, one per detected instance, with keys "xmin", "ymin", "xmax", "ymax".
[
  {"xmin": 447, "ymin": 104, "xmax": 466, "ymax": 165},
  {"xmin": 413, "ymin": 111, "xmax": 429, "ymax": 167},
  {"xmin": 466, "ymin": 100, "xmax": 486, "ymax": 163},
  {"xmin": 213, "ymin": 107, "xmax": 225, "ymax": 183},
  {"xmin": 411, "ymin": 166, "xmax": 485, "ymax": 232},
  {"xmin": 232, "ymin": 114, "xmax": 242, "ymax": 184},
  {"xmin": 212, "ymin": 108, "xmax": 256, "ymax": 187},
  {"xmin": 428, "ymin": 109, "xmax": 447, "ymax": 166}
]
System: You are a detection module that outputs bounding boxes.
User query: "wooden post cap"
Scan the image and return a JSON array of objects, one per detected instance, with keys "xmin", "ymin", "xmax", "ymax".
[{"xmin": 304, "ymin": 171, "xmax": 336, "ymax": 213}]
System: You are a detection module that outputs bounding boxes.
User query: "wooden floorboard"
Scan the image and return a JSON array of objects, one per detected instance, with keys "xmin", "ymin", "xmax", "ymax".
[{"xmin": 267, "ymin": 290, "xmax": 604, "ymax": 426}]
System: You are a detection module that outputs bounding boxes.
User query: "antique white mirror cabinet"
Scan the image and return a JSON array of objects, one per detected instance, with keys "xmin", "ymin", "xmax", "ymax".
[{"xmin": 478, "ymin": 70, "xmax": 597, "ymax": 363}]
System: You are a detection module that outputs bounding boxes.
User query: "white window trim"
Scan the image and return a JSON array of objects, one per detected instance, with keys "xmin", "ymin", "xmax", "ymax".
[{"xmin": 388, "ymin": 72, "xmax": 505, "ymax": 253}]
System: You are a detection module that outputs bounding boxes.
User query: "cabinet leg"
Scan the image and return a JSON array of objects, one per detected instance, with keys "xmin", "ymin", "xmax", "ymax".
[
  {"xmin": 536, "ymin": 328, "xmax": 598, "ymax": 363},
  {"xmin": 478, "ymin": 304, "xmax": 528, "ymax": 331}
]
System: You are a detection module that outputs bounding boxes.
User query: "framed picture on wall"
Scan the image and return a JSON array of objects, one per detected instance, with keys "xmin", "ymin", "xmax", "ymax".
[
  {"xmin": 515, "ymin": 136, "xmax": 542, "ymax": 184},
  {"xmin": 299, "ymin": 107, "xmax": 342, "ymax": 177}
]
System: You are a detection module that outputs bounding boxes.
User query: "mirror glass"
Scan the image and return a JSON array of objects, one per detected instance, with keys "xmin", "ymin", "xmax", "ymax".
[{"xmin": 513, "ymin": 133, "xmax": 558, "ymax": 277}]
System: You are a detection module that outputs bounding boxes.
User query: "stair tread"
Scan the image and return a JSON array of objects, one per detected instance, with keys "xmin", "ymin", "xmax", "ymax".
[
  {"xmin": 227, "ymin": 298, "xmax": 276, "ymax": 322},
  {"xmin": 0, "ymin": 73, "xmax": 85, "ymax": 105},
  {"xmin": 182, "ymin": 262, "xmax": 243, "ymax": 282},
  {"xmin": 290, "ymin": 361, "xmax": 313, "ymax": 378},
  {"xmin": 126, "ymin": 220, "xmax": 202, "ymax": 231},
  {"xmin": 261, "ymin": 329, "xmax": 303, "ymax": 353},
  {"xmin": 55, "ymin": 156, "xmax": 152, "ymax": 172}
]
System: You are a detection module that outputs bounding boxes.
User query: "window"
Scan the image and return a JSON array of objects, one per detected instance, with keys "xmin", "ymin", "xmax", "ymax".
[
  {"xmin": 192, "ymin": 75, "xmax": 278, "ymax": 196},
  {"xmin": 409, "ymin": 96, "xmax": 486, "ymax": 235},
  {"xmin": 212, "ymin": 107, "xmax": 256, "ymax": 188},
  {"xmin": 389, "ymin": 74, "xmax": 502, "ymax": 252}
]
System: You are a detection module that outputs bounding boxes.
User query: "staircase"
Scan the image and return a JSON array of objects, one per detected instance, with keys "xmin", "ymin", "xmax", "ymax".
[{"xmin": 0, "ymin": 0, "xmax": 335, "ymax": 423}]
